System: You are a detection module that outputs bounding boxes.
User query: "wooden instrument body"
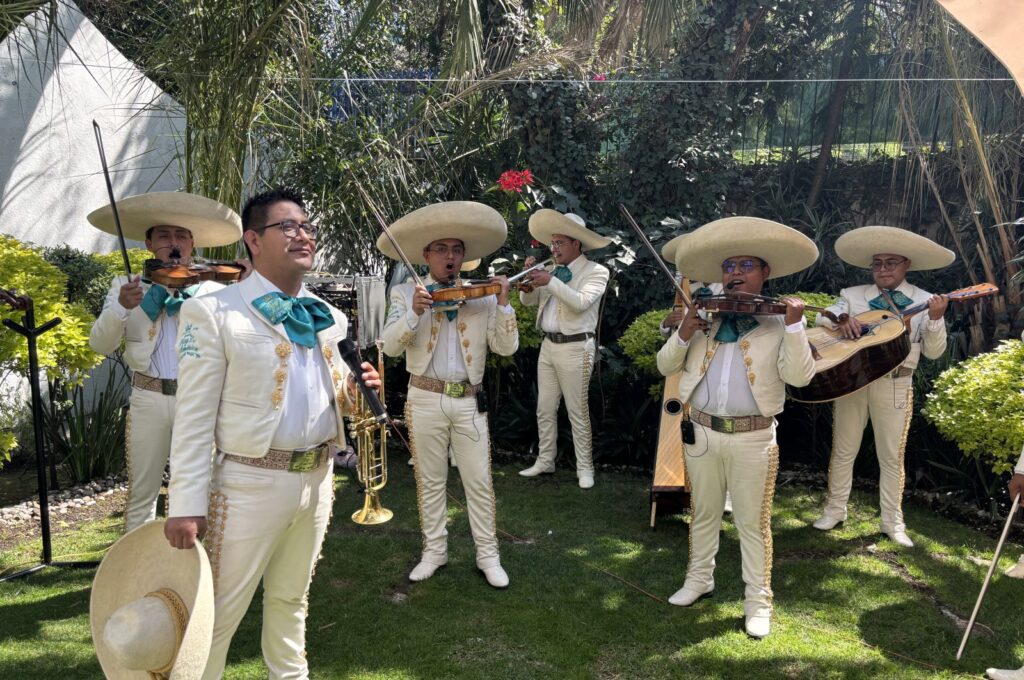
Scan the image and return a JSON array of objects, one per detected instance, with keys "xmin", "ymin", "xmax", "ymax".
[{"xmin": 787, "ymin": 310, "xmax": 911, "ymax": 403}]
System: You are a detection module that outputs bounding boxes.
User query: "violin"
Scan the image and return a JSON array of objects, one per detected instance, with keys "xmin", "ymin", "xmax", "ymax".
[
  {"xmin": 430, "ymin": 280, "xmax": 503, "ymax": 307},
  {"xmin": 694, "ymin": 292, "xmax": 843, "ymax": 324},
  {"xmin": 143, "ymin": 259, "xmax": 247, "ymax": 288}
]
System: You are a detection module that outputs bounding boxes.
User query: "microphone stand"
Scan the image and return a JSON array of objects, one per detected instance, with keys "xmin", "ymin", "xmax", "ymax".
[{"xmin": 0, "ymin": 291, "xmax": 99, "ymax": 581}]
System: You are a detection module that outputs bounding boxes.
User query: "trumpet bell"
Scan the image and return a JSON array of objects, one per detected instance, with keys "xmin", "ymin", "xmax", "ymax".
[{"xmin": 352, "ymin": 493, "xmax": 393, "ymax": 525}]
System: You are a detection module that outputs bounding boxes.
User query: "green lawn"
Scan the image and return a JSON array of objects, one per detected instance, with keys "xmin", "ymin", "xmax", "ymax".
[{"xmin": 1, "ymin": 459, "xmax": 1022, "ymax": 679}]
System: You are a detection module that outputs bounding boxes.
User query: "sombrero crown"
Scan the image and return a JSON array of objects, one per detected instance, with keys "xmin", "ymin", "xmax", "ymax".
[
  {"xmin": 834, "ymin": 226, "xmax": 955, "ymax": 271},
  {"xmin": 671, "ymin": 216, "xmax": 819, "ymax": 282},
  {"xmin": 528, "ymin": 209, "xmax": 611, "ymax": 252},
  {"xmin": 377, "ymin": 201, "xmax": 507, "ymax": 262},
  {"xmin": 87, "ymin": 192, "xmax": 242, "ymax": 248}
]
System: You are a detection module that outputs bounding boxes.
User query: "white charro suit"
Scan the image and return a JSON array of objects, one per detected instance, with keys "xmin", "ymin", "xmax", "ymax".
[
  {"xmin": 89, "ymin": 275, "xmax": 223, "ymax": 531},
  {"xmin": 382, "ymin": 277, "xmax": 518, "ymax": 570},
  {"xmin": 520, "ymin": 254, "xmax": 609, "ymax": 476},
  {"xmin": 816, "ymin": 281, "xmax": 946, "ymax": 531},
  {"xmin": 657, "ymin": 315, "xmax": 814, "ymax": 615},
  {"xmin": 168, "ymin": 272, "xmax": 354, "ymax": 679}
]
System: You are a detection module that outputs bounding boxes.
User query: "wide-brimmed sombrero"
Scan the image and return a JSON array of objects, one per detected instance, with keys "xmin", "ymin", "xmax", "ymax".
[
  {"xmin": 528, "ymin": 210, "xmax": 611, "ymax": 252},
  {"xmin": 672, "ymin": 216, "xmax": 819, "ymax": 282},
  {"xmin": 377, "ymin": 202, "xmax": 507, "ymax": 262},
  {"xmin": 90, "ymin": 521, "xmax": 214, "ymax": 679},
  {"xmin": 661, "ymin": 233, "xmax": 685, "ymax": 265},
  {"xmin": 835, "ymin": 226, "xmax": 955, "ymax": 271},
  {"xmin": 87, "ymin": 192, "xmax": 242, "ymax": 247}
]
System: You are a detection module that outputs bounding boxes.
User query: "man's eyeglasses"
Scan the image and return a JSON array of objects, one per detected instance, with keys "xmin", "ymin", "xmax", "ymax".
[
  {"xmin": 550, "ymin": 239, "xmax": 574, "ymax": 250},
  {"xmin": 427, "ymin": 244, "xmax": 465, "ymax": 256},
  {"xmin": 255, "ymin": 220, "xmax": 319, "ymax": 240},
  {"xmin": 721, "ymin": 258, "xmax": 764, "ymax": 274},
  {"xmin": 871, "ymin": 257, "xmax": 908, "ymax": 271}
]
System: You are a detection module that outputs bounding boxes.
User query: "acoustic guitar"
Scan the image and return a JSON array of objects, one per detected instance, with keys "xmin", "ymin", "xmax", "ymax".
[{"xmin": 787, "ymin": 283, "xmax": 999, "ymax": 403}]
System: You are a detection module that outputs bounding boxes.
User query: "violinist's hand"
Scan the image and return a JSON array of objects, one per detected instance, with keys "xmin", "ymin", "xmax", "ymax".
[
  {"xmin": 235, "ymin": 258, "xmax": 253, "ymax": 281},
  {"xmin": 782, "ymin": 296, "xmax": 806, "ymax": 326},
  {"xmin": 524, "ymin": 256, "xmax": 537, "ymax": 269},
  {"xmin": 491, "ymin": 275, "xmax": 510, "ymax": 306},
  {"xmin": 118, "ymin": 276, "xmax": 144, "ymax": 310},
  {"xmin": 1009, "ymin": 473, "xmax": 1024, "ymax": 507},
  {"xmin": 677, "ymin": 303, "xmax": 709, "ymax": 343},
  {"xmin": 411, "ymin": 284, "xmax": 433, "ymax": 316},
  {"xmin": 837, "ymin": 315, "xmax": 862, "ymax": 340},
  {"xmin": 165, "ymin": 516, "xmax": 207, "ymax": 549},
  {"xmin": 927, "ymin": 294, "xmax": 949, "ymax": 321},
  {"xmin": 663, "ymin": 309, "xmax": 684, "ymax": 330},
  {"xmin": 529, "ymin": 269, "xmax": 552, "ymax": 287}
]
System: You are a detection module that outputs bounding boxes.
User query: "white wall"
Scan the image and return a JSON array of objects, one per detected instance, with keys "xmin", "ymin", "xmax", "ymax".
[{"xmin": 0, "ymin": 1, "xmax": 184, "ymax": 254}]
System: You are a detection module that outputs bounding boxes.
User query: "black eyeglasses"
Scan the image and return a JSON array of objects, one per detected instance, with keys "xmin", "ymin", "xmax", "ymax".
[
  {"xmin": 426, "ymin": 244, "xmax": 465, "ymax": 256},
  {"xmin": 255, "ymin": 220, "xmax": 319, "ymax": 240},
  {"xmin": 870, "ymin": 257, "xmax": 907, "ymax": 271},
  {"xmin": 721, "ymin": 258, "xmax": 764, "ymax": 274}
]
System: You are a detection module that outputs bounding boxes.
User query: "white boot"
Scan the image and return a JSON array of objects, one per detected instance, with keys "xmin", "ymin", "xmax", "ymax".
[
  {"xmin": 986, "ymin": 665, "xmax": 1024, "ymax": 680},
  {"xmin": 812, "ymin": 508, "xmax": 847, "ymax": 531},
  {"xmin": 881, "ymin": 525, "xmax": 914, "ymax": 548},
  {"xmin": 723, "ymin": 490, "xmax": 733, "ymax": 514},
  {"xmin": 519, "ymin": 463, "xmax": 555, "ymax": 477},
  {"xmin": 668, "ymin": 582, "xmax": 714, "ymax": 606},
  {"xmin": 1005, "ymin": 554, "xmax": 1024, "ymax": 579},
  {"xmin": 409, "ymin": 558, "xmax": 447, "ymax": 582}
]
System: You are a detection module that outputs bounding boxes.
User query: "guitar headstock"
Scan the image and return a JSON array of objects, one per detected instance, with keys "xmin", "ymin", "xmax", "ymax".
[{"xmin": 944, "ymin": 283, "xmax": 1000, "ymax": 301}]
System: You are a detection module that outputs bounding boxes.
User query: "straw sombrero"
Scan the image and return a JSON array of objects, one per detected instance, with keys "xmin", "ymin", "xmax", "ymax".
[
  {"xmin": 528, "ymin": 210, "xmax": 612, "ymax": 252},
  {"xmin": 835, "ymin": 226, "xmax": 955, "ymax": 271},
  {"xmin": 672, "ymin": 216, "xmax": 819, "ymax": 282},
  {"xmin": 90, "ymin": 521, "xmax": 214, "ymax": 679},
  {"xmin": 87, "ymin": 192, "xmax": 242, "ymax": 247},
  {"xmin": 661, "ymin": 233, "xmax": 685, "ymax": 265},
  {"xmin": 377, "ymin": 202, "xmax": 507, "ymax": 262}
]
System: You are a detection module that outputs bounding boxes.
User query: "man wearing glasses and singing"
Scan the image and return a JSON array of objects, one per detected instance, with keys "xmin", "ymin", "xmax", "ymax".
[
  {"xmin": 518, "ymin": 210, "xmax": 611, "ymax": 489},
  {"xmin": 811, "ymin": 226, "xmax": 953, "ymax": 548}
]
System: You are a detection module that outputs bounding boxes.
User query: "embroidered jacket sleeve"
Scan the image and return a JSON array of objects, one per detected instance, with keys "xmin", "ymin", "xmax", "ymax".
[
  {"xmin": 167, "ymin": 297, "xmax": 225, "ymax": 518},
  {"xmin": 381, "ymin": 285, "xmax": 418, "ymax": 357},
  {"xmin": 544, "ymin": 265, "xmax": 609, "ymax": 313},
  {"xmin": 777, "ymin": 323, "xmax": 816, "ymax": 387},
  {"xmin": 89, "ymin": 276, "xmax": 131, "ymax": 355},
  {"xmin": 486, "ymin": 299, "xmax": 519, "ymax": 357}
]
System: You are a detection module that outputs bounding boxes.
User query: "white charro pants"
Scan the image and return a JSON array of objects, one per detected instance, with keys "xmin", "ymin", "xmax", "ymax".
[
  {"xmin": 533, "ymin": 337, "xmax": 596, "ymax": 476},
  {"xmin": 822, "ymin": 375, "xmax": 914, "ymax": 530},
  {"xmin": 406, "ymin": 385, "xmax": 500, "ymax": 569},
  {"xmin": 124, "ymin": 386, "xmax": 175, "ymax": 531},
  {"xmin": 201, "ymin": 457, "xmax": 334, "ymax": 680},
  {"xmin": 683, "ymin": 422, "xmax": 779, "ymax": 614}
]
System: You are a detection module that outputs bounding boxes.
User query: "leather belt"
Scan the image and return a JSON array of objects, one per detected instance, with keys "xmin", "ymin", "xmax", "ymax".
[
  {"xmin": 409, "ymin": 374, "xmax": 481, "ymax": 399},
  {"xmin": 544, "ymin": 331, "xmax": 595, "ymax": 344},
  {"xmin": 223, "ymin": 442, "xmax": 332, "ymax": 472},
  {"xmin": 690, "ymin": 407, "xmax": 773, "ymax": 434},
  {"xmin": 890, "ymin": 366, "xmax": 913, "ymax": 378},
  {"xmin": 133, "ymin": 373, "xmax": 177, "ymax": 396}
]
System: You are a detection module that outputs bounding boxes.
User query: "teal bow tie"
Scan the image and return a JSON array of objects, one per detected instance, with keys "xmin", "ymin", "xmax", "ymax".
[
  {"xmin": 694, "ymin": 286, "xmax": 714, "ymax": 299},
  {"xmin": 869, "ymin": 289, "xmax": 913, "ymax": 312},
  {"xmin": 714, "ymin": 314, "xmax": 759, "ymax": 343},
  {"xmin": 427, "ymin": 282, "xmax": 458, "ymax": 321},
  {"xmin": 553, "ymin": 265, "xmax": 573, "ymax": 284},
  {"xmin": 251, "ymin": 292, "xmax": 334, "ymax": 348},
  {"xmin": 141, "ymin": 284, "xmax": 199, "ymax": 322}
]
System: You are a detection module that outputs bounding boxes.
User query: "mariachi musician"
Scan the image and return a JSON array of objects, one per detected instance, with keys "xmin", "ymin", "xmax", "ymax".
[
  {"xmin": 518, "ymin": 210, "xmax": 611, "ymax": 489},
  {"xmin": 88, "ymin": 192, "xmax": 243, "ymax": 531},
  {"xmin": 379, "ymin": 201, "xmax": 518, "ymax": 589},
  {"xmin": 811, "ymin": 227, "xmax": 953, "ymax": 548},
  {"xmin": 656, "ymin": 216, "xmax": 818, "ymax": 639}
]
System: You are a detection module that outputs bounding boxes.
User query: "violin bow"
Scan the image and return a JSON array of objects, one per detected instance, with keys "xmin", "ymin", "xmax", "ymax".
[
  {"xmin": 618, "ymin": 204, "xmax": 692, "ymax": 308},
  {"xmin": 349, "ymin": 172, "xmax": 426, "ymax": 290},
  {"xmin": 91, "ymin": 121, "xmax": 132, "ymax": 277}
]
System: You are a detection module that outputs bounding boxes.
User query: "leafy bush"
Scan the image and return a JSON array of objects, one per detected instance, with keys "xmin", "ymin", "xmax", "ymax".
[
  {"xmin": 922, "ymin": 340, "xmax": 1024, "ymax": 475},
  {"xmin": 619, "ymin": 308, "xmax": 672, "ymax": 381}
]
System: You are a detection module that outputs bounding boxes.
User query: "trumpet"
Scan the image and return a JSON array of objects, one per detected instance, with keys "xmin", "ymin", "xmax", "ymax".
[
  {"xmin": 507, "ymin": 257, "xmax": 553, "ymax": 286},
  {"xmin": 350, "ymin": 340, "xmax": 392, "ymax": 525}
]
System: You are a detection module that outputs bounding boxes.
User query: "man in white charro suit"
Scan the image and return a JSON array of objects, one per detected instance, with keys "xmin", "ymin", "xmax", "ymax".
[
  {"xmin": 656, "ymin": 217, "xmax": 817, "ymax": 639},
  {"xmin": 380, "ymin": 201, "xmax": 518, "ymax": 589},
  {"xmin": 812, "ymin": 226, "xmax": 952, "ymax": 548},
  {"xmin": 87, "ymin": 192, "xmax": 242, "ymax": 531},
  {"xmin": 163, "ymin": 187, "xmax": 379, "ymax": 679},
  {"xmin": 518, "ymin": 209, "xmax": 610, "ymax": 489}
]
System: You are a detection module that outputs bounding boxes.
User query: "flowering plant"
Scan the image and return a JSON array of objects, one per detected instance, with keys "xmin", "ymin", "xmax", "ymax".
[{"xmin": 496, "ymin": 168, "xmax": 534, "ymax": 193}]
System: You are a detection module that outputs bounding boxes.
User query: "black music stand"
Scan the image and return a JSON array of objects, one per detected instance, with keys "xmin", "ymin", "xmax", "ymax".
[{"xmin": 0, "ymin": 292, "xmax": 100, "ymax": 581}]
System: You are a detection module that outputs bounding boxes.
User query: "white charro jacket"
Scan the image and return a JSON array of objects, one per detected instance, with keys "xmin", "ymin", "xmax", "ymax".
[
  {"xmin": 381, "ymin": 277, "xmax": 518, "ymax": 384},
  {"xmin": 519, "ymin": 255, "xmax": 609, "ymax": 336},
  {"xmin": 89, "ymin": 275, "xmax": 223, "ymax": 371},
  {"xmin": 167, "ymin": 274, "xmax": 354, "ymax": 517},
  {"xmin": 656, "ymin": 315, "xmax": 815, "ymax": 418},
  {"xmin": 816, "ymin": 281, "xmax": 946, "ymax": 370}
]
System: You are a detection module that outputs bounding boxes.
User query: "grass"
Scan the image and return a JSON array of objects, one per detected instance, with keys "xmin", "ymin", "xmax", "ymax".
[{"xmin": 1, "ymin": 458, "xmax": 1023, "ymax": 679}]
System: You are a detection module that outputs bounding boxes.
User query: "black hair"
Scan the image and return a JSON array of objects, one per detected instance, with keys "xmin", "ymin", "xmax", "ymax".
[
  {"xmin": 145, "ymin": 226, "xmax": 193, "ymax": 241},
  {"xmin": 240, "ymin": 187, "xmax": 307, "ymax": 260}
]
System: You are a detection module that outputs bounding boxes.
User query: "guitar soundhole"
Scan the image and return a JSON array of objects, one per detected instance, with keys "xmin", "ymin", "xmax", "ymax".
[{"xmin": 665, "ymin": 399, "xmax": 683, "ymax": 415}]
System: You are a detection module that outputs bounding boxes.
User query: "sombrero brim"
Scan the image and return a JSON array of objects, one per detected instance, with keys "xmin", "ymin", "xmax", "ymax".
[
  {"xmin": 91, "ymin": 521, "xmax": 214, "ymax": 680},
  {"xmin": 87, "ymin": 192, "xmax": 242, "ymax": 248},
  {"xmin": 661, "ymin": 233, "xmax": 685, "ymax": 264},
  {"xmin": 672, "ymin": 217, "xmax": 819, "ymax": 282},
  {"xmin": 377, "ymin": 201, "xmax": 507, "ymax": 262},
  {"xmin": 835, "ymin": 226, "xmax": 955, "ymax": 271},
  {"xmin": 528, "ymin": 209, "xmax": 612, "ymax": 252}
]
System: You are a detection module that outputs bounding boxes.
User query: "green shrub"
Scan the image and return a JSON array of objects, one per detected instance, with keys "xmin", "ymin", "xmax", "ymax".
[
  {"xmin": 922, "ymin": 340, "xmax": 1024, "ymax": 475},
  {"xmin": 619, "ymin": 308, "xmax": 672, "ymax": 380}
]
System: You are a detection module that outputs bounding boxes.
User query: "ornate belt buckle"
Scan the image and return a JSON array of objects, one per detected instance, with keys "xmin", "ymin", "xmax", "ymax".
[
  {"xmin": 711, "ymin": 415, "xmax": 735, "ymax": 434},
  {"xmin": 161, "ymin": 380, "xmax": 177, "ymax": 396},
  {"xmin": 444, "ymin": 381, "xmax": 467, "ymax": 398},
  {"xmin": 288, "ymin": 449, "xmax": 317, "ymax": 472}
]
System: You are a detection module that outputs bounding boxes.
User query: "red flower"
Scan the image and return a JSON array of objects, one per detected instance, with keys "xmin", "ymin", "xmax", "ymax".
[
  {"xmin": 592, "ymin": 73, "xmax": 606, "ymax": 81},
  {"xmin": 497, "ymin": 169, "xmax": 534, "ymax": 193},
  {"xmin": 530, "ymin": 239, "xmax": 541, "ymax": 248}
]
